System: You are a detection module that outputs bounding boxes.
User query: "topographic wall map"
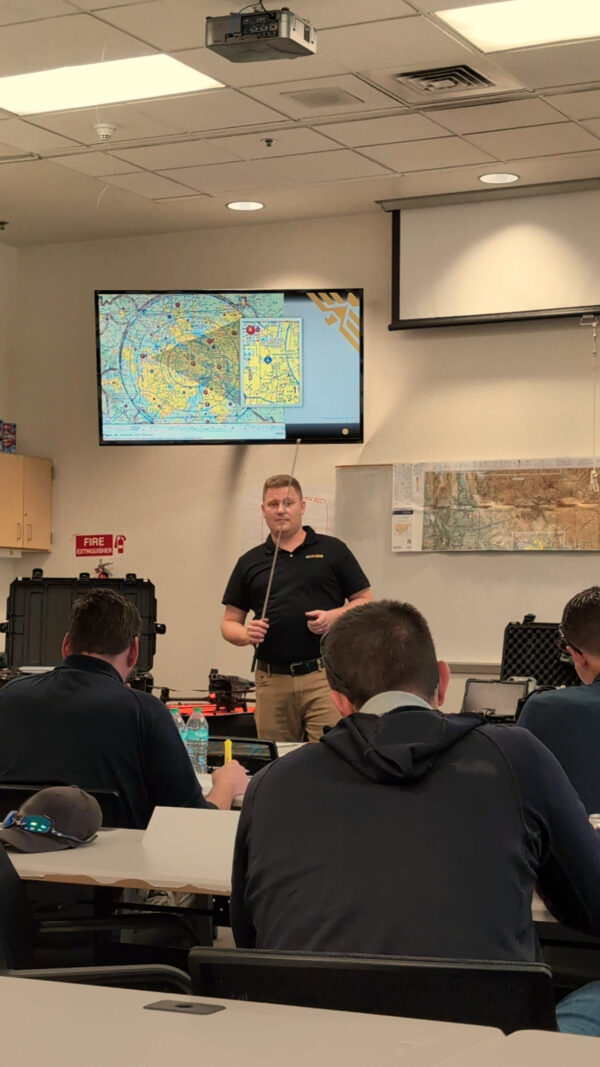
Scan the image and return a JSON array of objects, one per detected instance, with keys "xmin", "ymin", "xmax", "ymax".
[{"xmin": 392, "ymin": 459, "xmax": 600, "ymax": 552}]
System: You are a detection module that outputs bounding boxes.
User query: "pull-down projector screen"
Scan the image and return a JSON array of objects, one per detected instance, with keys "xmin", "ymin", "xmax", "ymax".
[{"xmin": 391, "ymin": 188, "xmax": 600, "ymax": 328}]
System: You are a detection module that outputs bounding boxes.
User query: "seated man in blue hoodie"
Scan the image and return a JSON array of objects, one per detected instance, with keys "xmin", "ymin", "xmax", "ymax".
[
  {"xmin": 519, "ymin": 586, "xmax": 600, "ymax": 814},
  {"xmin": 231, "ymin": 599, "xmax": 600, "ymax": 967}
]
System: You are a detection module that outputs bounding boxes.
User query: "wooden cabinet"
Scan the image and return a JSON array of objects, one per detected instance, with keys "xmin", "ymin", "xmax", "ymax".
[{"xmin": 0, "ymin": 453, "xmax": 52, "ymax": 551}]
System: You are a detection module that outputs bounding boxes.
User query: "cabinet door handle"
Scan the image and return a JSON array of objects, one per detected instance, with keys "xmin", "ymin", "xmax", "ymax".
[
  {"xmin": 27, "ymin": 524, "xmax": 32, "ymax": 542},
  {"xmin": 16, "ymin": 523, "xmax": 22, "ymax": 542}
]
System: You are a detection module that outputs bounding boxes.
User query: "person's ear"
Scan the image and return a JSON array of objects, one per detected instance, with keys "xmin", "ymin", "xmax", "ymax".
[
  {"xmin": 330, "ymin": 689, "xmax": 355, "ymax": 717},
  {"xmin": 126, "ymin": 636, "xmax": 140, "ymax": 671},
  {"xmin": 61, "ymin": 633, "xmax": 71, "ymax": 658},
  {"xmin": 300, "ymin": 497, "xmax": 306, "ymax": 515},
  {"xmin": 433, "ymin": 660, "xmax": 451, "ymax": 708},
  {"xmin": 570, "ymin": 647, "xmax": 594, "ymax": 684}
]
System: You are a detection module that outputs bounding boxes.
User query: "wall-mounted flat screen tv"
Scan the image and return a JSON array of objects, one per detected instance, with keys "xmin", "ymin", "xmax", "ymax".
[{"xmin": 96, "ymin": 289, "xmax": 363, "ymax": 444}]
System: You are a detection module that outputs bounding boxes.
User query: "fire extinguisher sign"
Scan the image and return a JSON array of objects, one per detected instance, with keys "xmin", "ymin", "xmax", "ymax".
[{"xmin": 75, "ymin": 534, "xmax": 127, "ymax": 557}]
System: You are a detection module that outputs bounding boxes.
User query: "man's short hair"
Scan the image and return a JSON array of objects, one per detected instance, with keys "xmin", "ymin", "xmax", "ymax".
[
  {"xmin": 69, "ymin": 589, "xmax": 141, "ymax": 656},
  {"xmin": 322, "ymin": 599, "xmax": 440, "ymax": 708},
  {"xmin": 562, "ymin": 587, "xmax": 600, "ymax": 655},
  {"xmin": 262, "ymin": 474, "xmax": 302, "ymax": 500}
]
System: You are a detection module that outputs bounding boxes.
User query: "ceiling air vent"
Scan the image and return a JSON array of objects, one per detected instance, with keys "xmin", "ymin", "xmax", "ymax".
[
  {"xmin": 280, "ymin": 87, "xmax": 364, "ymax": 109},
  {"xmin": 395, "ymin": 65, "xmax": 494, "ymax": 94}
]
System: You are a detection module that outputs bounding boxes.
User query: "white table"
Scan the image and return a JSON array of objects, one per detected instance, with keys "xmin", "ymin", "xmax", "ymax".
[
  {"xmin": 439, "ymin": 1029, "xmax": 600, "ymax": 1067},
  {"xmin": 0, "ymin": 975, "xmax": 502, "ymax": 1067},
  {"xmin": 9, "ymin": 809, "xmax": 239, "ymax": 894}
]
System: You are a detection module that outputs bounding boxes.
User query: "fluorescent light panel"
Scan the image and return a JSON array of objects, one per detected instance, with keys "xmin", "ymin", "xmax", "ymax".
[
  {"xmin": 0, "ymin": 55, "xmax": 223, "ymax": 115},
  {"xmin": 437, "ymin": 0, "xmax": 600, "ymax": 52}
]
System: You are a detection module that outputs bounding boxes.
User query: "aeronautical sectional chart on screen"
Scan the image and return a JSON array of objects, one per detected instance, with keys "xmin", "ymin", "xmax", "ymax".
[{"xmin": 96, "ymin": 290, "xmax": 362, "ymax": 444}]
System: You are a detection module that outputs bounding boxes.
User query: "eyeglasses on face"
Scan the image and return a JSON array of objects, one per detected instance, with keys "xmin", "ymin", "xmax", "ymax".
[
  {"xmin": 2, "ymin": 810, "xmax": 96, "ymax": 845},
  {"xmin": 319, "ymin": 634, "xmax": 349, "ymax": 695},
  {"xmin": 556, "ymin": 625, "xmax": 582, "ymax": 657}
]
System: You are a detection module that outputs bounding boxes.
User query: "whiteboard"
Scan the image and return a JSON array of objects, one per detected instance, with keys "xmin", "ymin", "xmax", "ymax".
[
  {"xmin": 336, "ymin": 464, "xmax": 598, "ymax": 667},
  {"xmin": 397, "ymin": 188, "xmax": 600, "ymax": 323}
]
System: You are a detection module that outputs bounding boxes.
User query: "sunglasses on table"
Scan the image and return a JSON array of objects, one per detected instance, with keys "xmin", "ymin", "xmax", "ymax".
[
  {"xmin": 2, "ymin": 810, "xmax": 97, "ymax": 845},
  {"xmin": 556, "ymin": 626, "xmax": 583, "ymax": 657}
]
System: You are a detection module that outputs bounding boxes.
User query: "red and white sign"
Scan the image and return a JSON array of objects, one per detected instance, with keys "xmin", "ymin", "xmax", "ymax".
[{"xmin": 75, "ymin": 534, "xmax": 126, "ymax": 557}]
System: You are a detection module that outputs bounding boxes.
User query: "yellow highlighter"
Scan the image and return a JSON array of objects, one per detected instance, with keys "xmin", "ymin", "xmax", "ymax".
[{"xmin": 224, "ymin": 738, "xmax": 233, "ymax": 764}]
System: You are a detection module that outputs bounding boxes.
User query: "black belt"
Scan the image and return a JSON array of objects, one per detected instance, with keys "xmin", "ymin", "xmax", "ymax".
[{"xmin": 256, "ymin": 657, "xmax": 325, "ymax": 677}]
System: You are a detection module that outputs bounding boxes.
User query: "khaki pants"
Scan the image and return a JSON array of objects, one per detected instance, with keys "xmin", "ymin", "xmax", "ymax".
[{"xmin": 255, "ymin": 666, "xmax": 340, "ymax": 742}]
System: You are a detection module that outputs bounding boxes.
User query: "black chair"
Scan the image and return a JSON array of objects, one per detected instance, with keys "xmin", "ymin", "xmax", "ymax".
[
  {"xmin": 2, "ymin": 963, "xmax": 192, "ymax": 993},
  {"xmin": 0, "ymin": 782, "xmax": 122, "ymax": 827},
  {"xmin": 207, "ymin": 738, "xmax": 277, "ymax": 776},
  {"xmin": 188, "ymin": 948, "xmax": 557, "ymax": 1034}
]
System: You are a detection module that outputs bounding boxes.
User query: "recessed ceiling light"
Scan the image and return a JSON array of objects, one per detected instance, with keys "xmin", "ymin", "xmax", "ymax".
[
  {"xmin": 437, "ymin": 0, "xmax": 600, "ymax": 52},
  {"xmin": 0, "ymin": 55, "xmax": 222, "ymax": 115},
  {"xmin": 227, "ymin": 201, "xmax": 265, "ymax": 211},
  {"xmin": 479, "ymin": 172, "xmax": 520, "ymax": 184}
]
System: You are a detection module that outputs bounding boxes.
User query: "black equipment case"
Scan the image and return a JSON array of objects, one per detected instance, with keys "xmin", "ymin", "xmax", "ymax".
[
  {"xmin": 500, "ymin": 614, "xmax": 579, "ymax": 688},
  {"xmin": 0, "ymin": 571, "xmax": 164, "ymax": 673}
]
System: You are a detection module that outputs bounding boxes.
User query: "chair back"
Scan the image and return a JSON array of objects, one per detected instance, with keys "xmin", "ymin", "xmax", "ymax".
[
  {"xmin": 207, "ymin": 738, "xmax": 277, "ymax": 776},
  {"xmin": 188, "ymin": 948, "xmax": 557, "ymax": 1034},
  {"xmin": 0, "ymin": 782, "xmax": 122, "ymax": 828}
]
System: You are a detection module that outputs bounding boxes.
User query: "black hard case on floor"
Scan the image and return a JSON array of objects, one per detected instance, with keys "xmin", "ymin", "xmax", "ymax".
[
  {"xmin": 2, "ymin": 574, "xmax": 161, "ymax": 672},
  {"xmin": 500, "ymin": 615, "xmax": 579, "ymax": 688}
]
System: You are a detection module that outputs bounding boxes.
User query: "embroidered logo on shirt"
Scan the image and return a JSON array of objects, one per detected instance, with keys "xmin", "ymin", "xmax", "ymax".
[{"xmin": 306, "ymin": 554, "xmax": 324, "ymax": 559}]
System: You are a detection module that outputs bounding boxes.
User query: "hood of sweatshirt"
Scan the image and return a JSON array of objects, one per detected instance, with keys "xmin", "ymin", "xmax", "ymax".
[{"xmin": 320, "ymin": 706, "xmax": 485, "ymax": 784}]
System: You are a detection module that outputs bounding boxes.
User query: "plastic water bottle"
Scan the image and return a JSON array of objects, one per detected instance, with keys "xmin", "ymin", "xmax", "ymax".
[
  {"xmin": 169, "ymin": 706, "xmax": 186, "ymax": 739},
  {"xmin": 184, "ymin": 707, "xmax": 209, "ymax": 774}
]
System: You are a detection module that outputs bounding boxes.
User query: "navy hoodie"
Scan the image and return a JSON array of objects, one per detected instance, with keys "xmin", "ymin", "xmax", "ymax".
[{"xmin": 231, "ymin": 706, "xmax": 600, "ymax": 959}]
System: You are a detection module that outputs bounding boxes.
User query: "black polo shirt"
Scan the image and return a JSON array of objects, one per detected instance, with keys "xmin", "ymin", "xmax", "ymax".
[
  {"xmin": 222, "ymin": 526, "xmax": 369, "ymax": 665},
  {"xmin": 0, "ymin": 655, "xmax": 211, "ymax": 829}
]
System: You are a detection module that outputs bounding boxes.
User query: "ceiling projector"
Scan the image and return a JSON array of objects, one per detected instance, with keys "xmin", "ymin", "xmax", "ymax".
[{"xmin": 206, "ymin": 7, "xmax": 317, "ymax": 62}]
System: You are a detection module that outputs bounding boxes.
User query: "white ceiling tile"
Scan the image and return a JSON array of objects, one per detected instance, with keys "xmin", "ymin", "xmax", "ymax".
[
  {"xmin": 0, "ymin": 140, "xmax": 36, "ymax": 159},
  {"xmin": 547, "ymin": 89, "xmax": 600, "ymax": 121},
  {"xmin": 0, "ymin": 13, "xmax": 155, "ymax": 78},
  {"xmin": 24, "ymin": 103, "xmax": 196, "ymax": 146},
  {"xmin": 318, "ymin": 16, "xmax": 476, "ymax": 70},
  {"xmin": 254, "ymin": 149, "xmax": 391, "ymax": 184},
  {"xmin": 410, "ymin": 0, "xmax": 509, "ymax": 9},
  {"xmin": 96, "ymin": 0, "xmax": 205, "ymax": 52},
  {"xmin": 493, "ymin": 41, "xmax": 600, "ymax": 91},
  {"xmin": 278, "ymin": 0, "xmax": 415, "ymax": 26},
  {"xmin": 0, "ymin": 117, "xmax": 81, "ymax": 152},
  {"xmin": 135, "ymin": 89, "xmax": 287, "ymax": 132},
  {"xmin": 162, "ymin": 150, "xmax": 389, "ymax": 193},
  {"xmin": 315, "ymin": 113, "xmax": 451, "ymax": 147},
  {"xmin": 111, "ymin": 139, "xmax": 240, "ymax": 169},
  {"xmin": 157, "ymin": 159, "xmax": 295, "ymax": 194},
  {"xmin": 244, "ymin": 75, "xmax": 400, "ymax": 119},
  {"xmin": 104, "ymin": 170, "xmax": 199, "ymax": 199},
  {"xmin": 52, "ymin": 152, "xmax": 139, "ymax": 176},
  {"xmin": 0, "ymin": 0, "xmax": 73, "ymax": 23},
  {"xmin": 174, "ymin": 46, "xmax": 345, "ymax": 88},
  {"xmin": 431, "ymin": 98, "xmax": 568, "ymax": 135},
  {"xmin": 362, "ymin": 137, "xmax": 495, "ymax": 171},
  {"xmin": 579, "ymin": 119, "xmax": 600, "ymax": 139},
  {"xmin": 466, "ymin": 123, "xmax": 600, "ymax": 161},
  {"xmin": 68, "ymin": 0, "xmax": 151, "ymax": 8},
  {"xmin": 207, "ymin": 127, "xmax": 340, "ymax": 159}
]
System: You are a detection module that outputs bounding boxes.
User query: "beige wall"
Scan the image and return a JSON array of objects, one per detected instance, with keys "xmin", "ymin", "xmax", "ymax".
[
  {"xmin": 0, "ymin": 242, "xmax": 20, "ymax": 645},
  {"xmin": 1, "ymin": 209, "xmax": 595, "ymax": 692}
]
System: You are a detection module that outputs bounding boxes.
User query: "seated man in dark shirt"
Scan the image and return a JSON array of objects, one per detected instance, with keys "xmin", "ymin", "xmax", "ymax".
[
  {"xmin": 0, "ymin": 589, "xmax": 247, "ymax": 827},
  {"xmin": 518, "ymin": 586, "xmax": 600, "ymax": 814},
  {"xmin": 232, "ymin": 599, "xmax": 600, "ymax": 964}
]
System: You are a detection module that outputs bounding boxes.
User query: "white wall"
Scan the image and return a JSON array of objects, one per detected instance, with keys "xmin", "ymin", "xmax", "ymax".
[
  {"xmin": 0, "ymin": 242, "xmax": 20, "ymax": 650},
  {"xmin": 3, "ymin": 209, "xmax": 597, "ymax": 693}
]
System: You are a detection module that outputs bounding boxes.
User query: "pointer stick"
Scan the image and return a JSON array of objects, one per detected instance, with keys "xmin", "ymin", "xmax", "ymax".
[{"xmin": 251, "ymin": 438, "xmax": 301, "ymax": 671}]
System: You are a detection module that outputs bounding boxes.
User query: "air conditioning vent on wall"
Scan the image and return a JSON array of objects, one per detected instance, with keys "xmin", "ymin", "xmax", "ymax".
[{"xmin": 395, "ymin": 65, "xmax": 494, "ymax": 94}]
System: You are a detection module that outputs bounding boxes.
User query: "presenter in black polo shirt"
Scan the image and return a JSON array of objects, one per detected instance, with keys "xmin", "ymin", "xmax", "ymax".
[{"xmin": 221, "ymin": 474, "xmax": 372, "ymax": 742}]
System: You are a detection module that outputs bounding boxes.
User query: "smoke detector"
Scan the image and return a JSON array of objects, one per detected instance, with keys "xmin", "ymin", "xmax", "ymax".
[{"xmin": 94, "ymin": 123, "xmax": 117, "ymax": 142}]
